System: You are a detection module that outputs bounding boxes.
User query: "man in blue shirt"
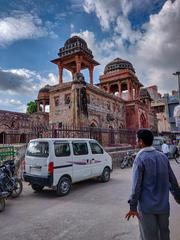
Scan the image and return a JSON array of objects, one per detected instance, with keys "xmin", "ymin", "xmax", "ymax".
[{"xmin": 125, "ymin": 129, "xmax": 180, "ymax": 240}]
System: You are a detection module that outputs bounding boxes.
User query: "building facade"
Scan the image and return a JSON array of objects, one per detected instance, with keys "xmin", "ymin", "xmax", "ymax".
[
  {"xmin": 36, "ymin": 36, "xmax": 156, "ymax": 131},
  {"xmin": 0, "ymin": 36, "xmax": 157, "ymax": 145},
  {"xmin": 0, "ymin": 110, "xmax": 48, "ymax": 144},
  {"xmin": 164, "ymin": 91, "xmax": 179, "ymax": 132}
]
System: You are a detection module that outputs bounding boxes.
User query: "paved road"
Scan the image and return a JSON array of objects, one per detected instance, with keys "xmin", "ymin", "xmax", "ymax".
[{"xmin": 0, "ymin": 161, "xmax": 180, "ymax": 240}]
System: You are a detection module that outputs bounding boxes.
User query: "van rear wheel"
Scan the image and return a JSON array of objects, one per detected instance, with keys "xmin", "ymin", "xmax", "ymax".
[
  {"xmin": 31, "ymin": 184, "xmax": 44, "ymax": 192},
  {"xmin": 57, "ymin": 177, "xmax": 71, "ymax": 196},
  {"xmin": 101, "ymin": 167, "xmax": 110, "ymax": 182}
]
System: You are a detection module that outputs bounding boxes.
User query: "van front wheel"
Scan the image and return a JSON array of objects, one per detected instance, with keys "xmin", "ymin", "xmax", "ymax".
[
  {"xmin": 57, "ymin": 177, "xmax": 71, "ymax": 196},
  {"xmin": 101, "ymin": 167, "xmax": 110, "ymax": 182}
]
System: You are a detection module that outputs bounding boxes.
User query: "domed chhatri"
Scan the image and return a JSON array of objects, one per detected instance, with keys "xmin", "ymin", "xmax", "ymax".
[
  {"xmin": 104, "ymin": 58, "xmax": 135, "ymax": 74},
  {"xmin": 58, "ymin": 35, "xmax": 93, "ymax": 58},
  {"xmin": 64, "ymin": 36, "xmax": 87, "ymax": 48},
  {"xmin": 39, "ymin": 85, "xmax": 52, "ymax": 93},
  {"xmin": 51, "ymin": 35, "xmax": 99, "ymax": 85}
]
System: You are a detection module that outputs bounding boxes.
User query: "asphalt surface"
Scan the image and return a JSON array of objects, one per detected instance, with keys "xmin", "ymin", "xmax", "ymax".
[{"xmin": 0, "ymin": 161, "xmax": 180, "ymax": 240}]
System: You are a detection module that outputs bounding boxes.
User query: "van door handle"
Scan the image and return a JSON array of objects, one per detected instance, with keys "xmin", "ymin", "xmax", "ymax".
[{"xmin": 91, "ymin": 159, "xmax": 95, "ymax": 163}]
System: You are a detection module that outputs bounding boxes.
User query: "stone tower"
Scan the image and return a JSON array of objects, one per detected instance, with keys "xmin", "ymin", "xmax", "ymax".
[{"xmin": 51, "ymin": 35, "xmax": 99, "ymax": 85}]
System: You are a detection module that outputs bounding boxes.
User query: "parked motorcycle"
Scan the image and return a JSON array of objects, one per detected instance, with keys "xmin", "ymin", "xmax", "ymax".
[
  {"xmin": 0, "ymin": 159, "xmax": 23, "ymax": 199},
  {"xmin": 120, "ymin": 151, "xmax": 136, "ymax": 169}
]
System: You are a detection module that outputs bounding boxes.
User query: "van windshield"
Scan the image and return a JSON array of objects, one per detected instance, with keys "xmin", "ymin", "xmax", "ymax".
[{"xmin": 26, "ymin": 141, "xmax": 49, "ymax": 157}]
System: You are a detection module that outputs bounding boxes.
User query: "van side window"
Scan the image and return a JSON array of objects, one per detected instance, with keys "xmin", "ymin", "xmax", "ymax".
[
  {"xmin": 72, "ymin": 142, "xmax": 88, "ymax": 155},
  {"xmin": 90, "ymin": 142, "xmax": 104, "ymax": 154},
  {"xmin": 54, "ymin": 143, "xmax": 70, "ymax": 157},
  {"xmin": 26, "ymin": 141, "xmax": 49, "ymax": 157}
]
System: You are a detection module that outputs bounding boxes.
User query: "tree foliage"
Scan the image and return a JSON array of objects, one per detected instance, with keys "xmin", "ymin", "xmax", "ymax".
[{"xmin": 26, "ymin": 101, "xmax": 37, "ymax": 114}]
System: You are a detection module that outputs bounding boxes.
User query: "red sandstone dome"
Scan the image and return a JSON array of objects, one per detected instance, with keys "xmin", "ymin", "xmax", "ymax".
[
  {"xmin": 39, "ymin": 84, "xmax": 52, "ymax": 93},
  {"xmin": 104, "ymin": 58, "xmax": 135, "ymax": 74},
  {"xmin": 38, "ymin": 85, "xmax": 52, "ymax": 100},
  {"xmin": 58, "ymin": 35, "xmax": 93, "ymax": 58},
  {"xmin": 64, "ymin": 35, "xmax": 88, "ymax": 48}
]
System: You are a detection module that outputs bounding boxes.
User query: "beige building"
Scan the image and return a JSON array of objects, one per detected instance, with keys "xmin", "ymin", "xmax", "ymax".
[{"xmin": 151, "ymin": 99, "xmax": 170, "ymax": 133}]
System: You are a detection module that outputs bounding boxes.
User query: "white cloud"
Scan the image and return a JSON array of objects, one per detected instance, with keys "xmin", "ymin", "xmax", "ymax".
[
  {"xmin": 9, "ymin": 99, "xmax": 22, "ymax": 106},
  {"xmin": 83, "ymin": 0, "xmax": 121, "ymax": 30},
  {"xmin": 0, "ymin": 68, "xmax": 40, "ymax": 94},
  {"xmin": 134, "ymin": 0, "xmax": 180, "ymax": 93},
  {"xmin": 0, "ymin": 12, "xmax": 57, "ymax": 47},
  {"xmin": 39, "ymin": 72, "xmax": 58, "ymax": 88},
  {"xmin": 137, "ymin": 0, "xmax": 180, "ymax": 67},
  {"xmin": 0, "ymin": 98, "xmax": 26, "ymax": 112},
  {"xmin": 70, "ymin": 23, "xmax": 74, "ymax": 31},
  {"xmin": 115, "ymin": 16, "xmax": 142, "ymax": 44},
  {"xmin": 0, "ymin": 67, "xmax": 60, "ymax": 112},
  {"xmin": 83, "ymin": 0, "xmax": 159, "ymax": 30},
  {"xmin": 82, "ymin": 0, "xmax": 167, "ymax": 48},
  {"xmin": 81, "ymin": 0, "xmax": 180, "ymax": 94}
]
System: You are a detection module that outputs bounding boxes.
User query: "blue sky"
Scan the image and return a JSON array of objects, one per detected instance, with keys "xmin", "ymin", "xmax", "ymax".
[{"xmin": 0, "ymin": 0, "xmax": 179, "ymax": 112}]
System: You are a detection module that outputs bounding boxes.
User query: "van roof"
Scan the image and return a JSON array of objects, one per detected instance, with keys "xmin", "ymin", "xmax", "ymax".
[{"xmin": 29, "ymin": 138, "xmax": 97, "ymax": 142}]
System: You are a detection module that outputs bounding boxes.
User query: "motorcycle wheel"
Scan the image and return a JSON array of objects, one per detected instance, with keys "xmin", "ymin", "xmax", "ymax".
[
  {"xmin": 120, "ymin": 157, "xmax": 128, "ymax": 169},
  {"xmin": 0, "ymin": 198, "xmax": 5, "ymax": 212},
  {"xmin": 11, "ymin": 178, "xmax": 23, "ymax": 198}
]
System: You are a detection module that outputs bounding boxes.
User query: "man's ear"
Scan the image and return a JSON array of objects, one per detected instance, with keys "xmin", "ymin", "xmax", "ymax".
[{"xmin": 139, "ymin": 139, "xmax": 144, "ymax": 147}]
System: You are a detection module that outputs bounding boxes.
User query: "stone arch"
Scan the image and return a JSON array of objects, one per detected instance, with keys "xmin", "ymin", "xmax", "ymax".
[
  {"xmin": 90, "ymin": 122, "xmax": 96, "ymax": 128},
  {"xmin": 121, "ymin": 82, "xmax": 128, "ymax": 100},
  {"xmin": 90, "ymin": 120, "xmax": 101, "ymax": 143},
  {"xmin": 121, "ymin": 82, "xmax": 128, "ymax": 91},
  {"xmin": 90, "ymin": 119, "xmax": 99, "ymax": 128},
  {"xmin": 103, "ymin": 86, "xmax": 108, "ymax": 92},
  {"xmin": 140, "ymin": 113, "xmax": 147, "ymax": 128},
  {"xmin": 110, "ymin": 84, "xmax": 119, "ymax": 95},
  {"xmin": 119, "ymin": 123, "xmax": 124, "ymax": 129},
  {"xmin": 20, "ymin": 133, "xmax": 26, "ymax": 143},
  {"xmin": 0, "ymin": 132, "xmax": 6, "ymax": 144}
]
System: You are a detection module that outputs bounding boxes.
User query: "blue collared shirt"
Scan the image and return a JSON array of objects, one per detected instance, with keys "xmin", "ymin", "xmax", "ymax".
[{"xmin": 128, "ymin": 147, "xmax": 180, "ymax": 214}]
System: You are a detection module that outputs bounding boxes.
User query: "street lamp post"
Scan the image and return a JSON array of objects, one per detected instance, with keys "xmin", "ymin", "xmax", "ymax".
[{"xmin": 173, "ymin": 71, "xmax": 180, "ymax": 104}]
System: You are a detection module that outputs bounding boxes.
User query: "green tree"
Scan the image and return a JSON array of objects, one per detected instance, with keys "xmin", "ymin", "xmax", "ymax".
[{"xmin": 26, "ymin": 101, "xmax": 37, "ymax": 114}]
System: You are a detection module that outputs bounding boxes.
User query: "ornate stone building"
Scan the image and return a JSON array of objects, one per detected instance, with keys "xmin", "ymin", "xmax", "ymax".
[
  {"xmin": 0, "ymin": 36, "xmax": 157, "ymax": 145},
  {"xmin": 0, "ymin": 110, "xmax": 48, "ymax": 144},
  {"xmin": 36, "ymin": 36, "xmax": 156, "ymax": 131}
]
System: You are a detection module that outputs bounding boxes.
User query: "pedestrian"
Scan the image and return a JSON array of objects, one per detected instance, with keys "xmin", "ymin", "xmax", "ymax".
[
  {"xmin": 125, "ymin": 129, "xmax": 180, "ymax": 240},
  {"xmin": 171, "ymin": 140, "xmax": 178, "ymax": 158},
  {"xmin": 162, "ymin": 140, "xmax": 169, "ymax": 157}
]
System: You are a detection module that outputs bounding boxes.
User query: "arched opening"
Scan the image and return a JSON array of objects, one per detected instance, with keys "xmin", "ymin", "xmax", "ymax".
[
  {"xmin": 20, "ymin": 133, "xmax": 26, "ymax": 143},
  {"xmin": 140, "ymin": 113, "xmax": 147, "ymax": 128},
  {"xmin": 121, "ymin": 83, "xmax": 128, "ymax": 100},
  {"xmin": 110, "ymin": 84, "xmax": 119, "ymax": 95},
  {"xmin": 0, "ymin": 132, "xmax": 6, "ymax": 144},
  {"xmin": 103, "ymin": 86, "xmax": 108, "ymax": 92},
  {"xmin": 90, "ymin": 122, "xmax": 97, "ymax": 128},
  {"xmin": 89, "ymin": 121, "xmax": 102, "ymax": 143}
]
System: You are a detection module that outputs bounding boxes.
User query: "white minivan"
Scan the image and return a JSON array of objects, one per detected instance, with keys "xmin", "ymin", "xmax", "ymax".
[{"xmin": 24, "ymin": 138, "xmax": 112, "ymax": 196}]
